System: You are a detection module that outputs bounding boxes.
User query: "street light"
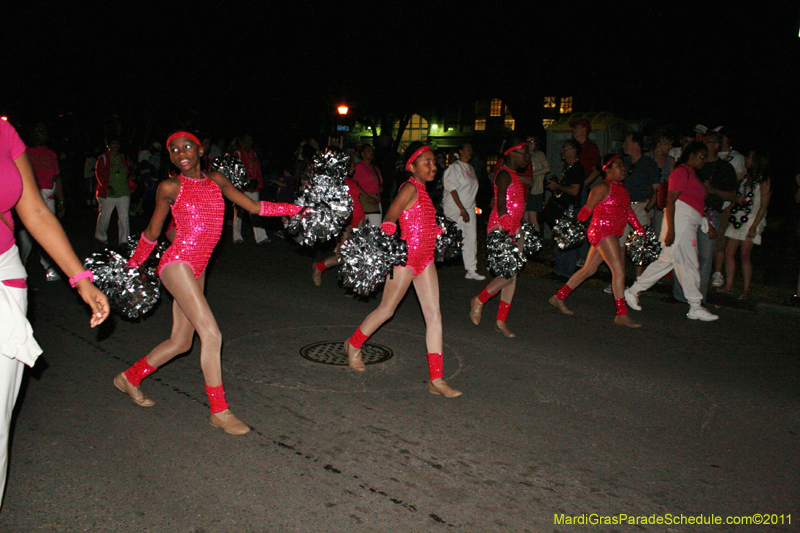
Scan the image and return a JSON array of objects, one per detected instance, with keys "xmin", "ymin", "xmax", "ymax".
[{"xmin": 337, "ymin": 105, "xmax": 349, "ymax": 116}]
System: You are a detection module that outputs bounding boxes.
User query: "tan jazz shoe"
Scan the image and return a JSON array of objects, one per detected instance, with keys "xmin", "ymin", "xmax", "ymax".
[
  {"xmin": 209, "ymin": 409, "xmax": 250, "ymax": 435},
  {"xmin": 469, "ymin": 296, "xmax": 483, "ymax": 325},
  {"xmin": 311, "ymin": 263, "xmax": 322, "ymax": 286},
  {"xmin": 344, "ymin": 341, "xmax": 366, "ymax": 372},
  {"xmin": 614, "ymin": 314, "xmax": 642, "ymax": 328},
  {"xmin": 494, "ymin": 320, "xmax": 516, "ymax": 338},
  {"xmin": 428, "ymin": 379, "xmax": 463, "ymax": 398},
  {"xmin": 548, "ymin": 295, "xmax": 574, "ymax": 315},
  {"xmin": 113, "ymin": 373, "xmax": 155, "ymax": 407}
]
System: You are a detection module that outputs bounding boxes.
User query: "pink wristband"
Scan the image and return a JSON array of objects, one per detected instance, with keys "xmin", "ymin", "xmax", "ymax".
[
  {"xmin": 381, "ymin": 222, "xmax": 397, "ymax": 235},
  {"xmin": 69, "ymin": 270, "xmax": 94, "ymax": 288}
]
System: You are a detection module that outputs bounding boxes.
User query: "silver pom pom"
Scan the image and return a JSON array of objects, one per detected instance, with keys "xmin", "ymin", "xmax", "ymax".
[
  {"xmin": 625, "ymin": 225, "xmax": 662, "ymax": 266},
  {"xmin": 553, "ymin": 207, "xmax": 586, "ymax": 250},
  {"xmin": 210, "ymin": 155, "xmax": 248, "ymax": 190},
  {"xmin": 285, "ymin": 150, "xmax": 353, "ymax": 246},
  {"xmin": 487, "ymin": 229, "xmax": 525, "ymax": 279},
  {"xmin": 517, "ymin": 222, "xmax": 543, "ymax": 260},
  {"xmin": 339, "ymin": 225, "xmax": 408, "ymax": 295},
  {"xmin": 84, "ymin": 242, "xmax": 165, "ymax": 319},
  {"xmin": 435, "ymin": 216, "xmax": 462, "ymax": 262}
]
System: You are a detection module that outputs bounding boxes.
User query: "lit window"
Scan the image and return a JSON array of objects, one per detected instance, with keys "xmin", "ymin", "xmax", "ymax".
[
  {"xmin": 542, "ymin": 118, "xmax": 555, "ymax": 129},
  {"xmin": 544, "ymin": 96, "xmax": 557, "ymax": 108},
  {"xmin": 490, "ymin": 98, "xmax": 502, "ymax": 117},
  {"xmin": 560, "ymin": 97, "xmax": 573, "ymax": 114},
  {"xmin": 474, "ymin": 119, "xmax": 486, "ymax": 131},
  {"xmin": 504, "ymin": 117, "xmax": 516, "ymax": 130},
  {"xmin": 486, "ymin": 156, "xmax": 498, "ymax": 174},
  {"xmin": 394, "ymin": 114, "xmax": 429, "ymax": 142}
]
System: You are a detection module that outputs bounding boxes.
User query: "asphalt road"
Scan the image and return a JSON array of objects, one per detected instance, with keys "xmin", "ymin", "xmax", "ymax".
[{"xmin": 0, "ymin": 222, "xmax": 797, "ymax": 532}]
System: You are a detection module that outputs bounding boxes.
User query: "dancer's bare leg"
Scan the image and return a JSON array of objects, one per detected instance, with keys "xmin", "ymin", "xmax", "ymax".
[
  {"xmin": 723, "ymin": 238, "xmax": 740, "ymax": 293},
  {"xmin": 158, "ymin": 264, "xmax": 223, "ymax": 385},
  {"xmin": 739, "ymin": 239, "xmax": 754, "ymax": 298},
  {"xmin": 412, "ymin": 263, "xmax": 460, "ymax": 397},
  {"xmin": 596, "ymin": 238, "xmax": 640, "ymax": 327}
]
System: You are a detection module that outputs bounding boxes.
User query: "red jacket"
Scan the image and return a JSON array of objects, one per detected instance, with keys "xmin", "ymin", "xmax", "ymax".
[{"xmin": 94, "ymin": 152, "xmax": 135, "ymax": 198}]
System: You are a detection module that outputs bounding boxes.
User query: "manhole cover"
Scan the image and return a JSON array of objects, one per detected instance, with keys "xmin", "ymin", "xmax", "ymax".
[{"xmin": 299, "ymin": 341, "xmax": 394, "ymax": 366}]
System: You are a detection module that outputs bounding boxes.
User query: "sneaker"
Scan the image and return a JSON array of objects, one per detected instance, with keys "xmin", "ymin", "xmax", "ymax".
[
  {"xmin": 465, "ymin": 270, "xmax": 486, "ymax": 281},
  {"xmin": 624, "ymin": 288, "xmax": 641, "ymax": 311},
  {"xmin": 686, "ymin": 306, "xmax": 719, "ymax": 321},
  {"xmin": 45, "ymin": 268, "xmax": 61, "ymax": 282},
  {"xmin": 711, "ymin": 271, "xmax": 724, "ymax": 288}
]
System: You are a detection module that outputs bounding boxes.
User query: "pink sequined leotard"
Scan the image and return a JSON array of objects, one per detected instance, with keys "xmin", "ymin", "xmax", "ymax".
[
  {"xmin": 586, "ymin": 179, "xmax": 636, "ymax": 246},
  {"xmin": 158, "ymin": 174, "xmax": 224, "ymax": 278},
  {"xmin": 398, "ymin": 179, "xmax": 440, "ymax": 276},
  {"xmin": 487, "ymin": 165, "xmax": 525, "ymax": 234}
]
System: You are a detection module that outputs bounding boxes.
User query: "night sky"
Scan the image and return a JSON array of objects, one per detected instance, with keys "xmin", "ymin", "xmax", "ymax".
[{"xmin": 3, "ymin": 4, "xmax": 799, "ymax": 161}]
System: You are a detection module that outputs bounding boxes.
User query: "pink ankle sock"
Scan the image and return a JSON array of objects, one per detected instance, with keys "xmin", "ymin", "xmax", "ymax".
[
  {"xmin": 615, "ymin": 298, "xmax": 628, "ymax": 316},
  {"xmin": 555, "ymin": 284, "xmax": 573, "ymax": 301},
  {"xmin": 427, "ymin": 352, "xmax": 443, "ymax": 380},
  {"xmin": 478, "ymin": 288, "xmax": 496, "ymax": 304},
  {"xmin": 205, "ymin": 383, "xmax": 229, "ymax": 414},
  {"xmin": 349, "ymin": 326, "xmax": 369, "ymax": 348},
  {"xmin": 497, "ymin": 301, "xmax": 511, "ymax": 322},
  {"xmin": 124, "ymin": 357, "xmax": 157, "ymax": 387}
]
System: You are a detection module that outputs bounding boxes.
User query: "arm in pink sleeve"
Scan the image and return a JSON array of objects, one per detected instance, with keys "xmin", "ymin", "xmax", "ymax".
[
  {"xmin": 627, "ymin": 210, "xmax": 644, "ymax": 233},
  {"xmin": 259, "ymin": 201, "xmax": 302, "ymax": 217},
  {"xmin": 128, "ymin": 233, "xmax": 157, "ymax": 267},
  {"xmin": 577, "ymin": 206, "xmax": 592, "ymax": 222}
]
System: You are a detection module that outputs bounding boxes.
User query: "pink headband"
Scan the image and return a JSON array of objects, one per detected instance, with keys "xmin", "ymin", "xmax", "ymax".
[
  {"xmin": 166, "ymin": 131, "xmax": 202, "ymax": 149},
  {"xmin": 602, "ymin": 154, "xmax": 622, "ymax": 171},
  {"xmin": 503, "ymin": 142, "xmax": 527, "ymax": 156},
  {"xmin": 405, "ymin": 145, "xmax": 431, "ymax": 171}
]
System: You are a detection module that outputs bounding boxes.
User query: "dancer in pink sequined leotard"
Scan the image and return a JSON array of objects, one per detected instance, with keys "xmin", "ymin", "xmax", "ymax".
[
  {"xmin": 344, "ymin": 142, "xmax": 461, "ymax": 398},
  {"xmin": 398, "ymin": 178, "xmax": 440, "ymax": 275},
  {"xmin": 115, "ymin": 132, "xmax": 302, "ymax": 435},
  {"xmin": 157, "ymin": 173, "xmax": 224, "ymax": 278},
  {"xmin": 469, "ymin": 139, "xmax": 530, "ymax": 338},
  {"xmin": 549, "ymin": 155, "xmax": 643, "ymax": 327}
]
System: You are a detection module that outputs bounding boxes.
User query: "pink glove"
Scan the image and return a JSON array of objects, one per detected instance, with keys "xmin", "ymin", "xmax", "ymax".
[
  {"xmin": 627, "ymin": 210, "xmax": 644, "ymax": 233},
  {"xmin": 128, "ymin": 233, "xmax": 157, "ymax": 268},
  {"xmin": 259, "ymin": 201, "xmax": 302, "ymax": 217},
  {"xmin": 381, "ymin": 222, "xmax": 397, "ymax": 235},
  {"xmin": 577, "ymin": 206, "xmax": 592, "ymax": 222}
]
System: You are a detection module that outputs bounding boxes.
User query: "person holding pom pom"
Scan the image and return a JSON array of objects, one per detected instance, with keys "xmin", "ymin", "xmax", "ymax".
[
  {"xmin": 469, "ymin": 137, "xmax": 529, "ymax": 338},
  {"xmin": 548, "ymin": 154, "xmax": 643, "ymax": 327},
  {"xmin": 312, "ymin": 156, "xmax": 364, "ymax": 286},
  {"xmin": 343, "ymin": 142, "xmax": 461, "ymax": 398},
  {"xmin": 114, "ymin": 132, "xmax": 304, "ymax": 435}
]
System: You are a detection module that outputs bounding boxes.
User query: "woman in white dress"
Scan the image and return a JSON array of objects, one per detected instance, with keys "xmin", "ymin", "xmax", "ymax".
[{"xmin": 720, "ymin": 151, "xmax": 771, "ymax": 299}]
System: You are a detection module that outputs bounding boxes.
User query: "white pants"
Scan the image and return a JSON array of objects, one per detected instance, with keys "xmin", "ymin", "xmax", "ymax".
[
  {"xmin": 364, "ymin": 211, "xmax": 383, "ymax": 227},
  {"xmin": 233, "ymin": 191, "xmax": 268, "ymax": 243},
  {"xmin": 0, "ymin": 246, "xmax": 33, "ymax": 508},
  {"xmin": 95, "ymin": 195, "xmax": 130, "ymax": 244},
  {"xmin": 443, "ymin": 205, "xmax": 477, "ymax": 271},
  {"xmin": 628, "ymin": 201, "xmax": 704, "ymax": 305}
]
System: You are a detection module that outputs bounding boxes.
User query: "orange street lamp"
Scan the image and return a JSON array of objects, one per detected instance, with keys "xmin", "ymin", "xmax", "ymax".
[{"xmin": 337, "ymin": 105, "xmax": 349, "ymax": 116}]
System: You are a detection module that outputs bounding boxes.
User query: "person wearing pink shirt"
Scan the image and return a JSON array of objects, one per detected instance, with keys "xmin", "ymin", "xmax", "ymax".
[
  {"xmin": 624, "ymin": 142, "xmax": 719, "ymax": 321},
  {"xmin": 0, "ymin": 119, "xmax": 109, "ymax": 507},
  {"xmin": 19, "ymin": 123, "xmax": 63, "ymax": 280},
  {"xmin": 352, "ymin": 144, "xmax": 383, "ymax": 226},
  {"xmin": 232, "ymin": 134, "xmax": 269, "ymax": 244}
]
